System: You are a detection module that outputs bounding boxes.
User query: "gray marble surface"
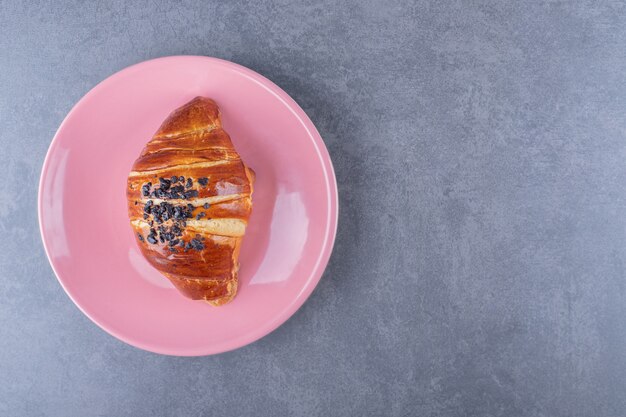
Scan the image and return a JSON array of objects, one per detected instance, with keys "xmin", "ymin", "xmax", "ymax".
[{"xmin": 1, "ymin": 0, "xmax": 626, "ymax": 416}]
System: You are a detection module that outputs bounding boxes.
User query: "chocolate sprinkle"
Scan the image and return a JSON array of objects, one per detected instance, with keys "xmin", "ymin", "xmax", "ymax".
[
  {"xmin": 169, "ymin": 184, "xmax": 185, "ymax": 199},
  {"xmin": 198, "ymin": 177, "xmax": 209, "ymax": 187},
  {"xmin": 146, "ymin": 235, "xmax": 157, "ymax": 244},
  {"xmin": 185, "ymin": 178, "xmax": 193, "ymax": 188},
  {"xmin": 203, "ymin": 203, "xmax": 210, "ymax": 209},
  {"xmin": 172, "ymin": 206, "xmax": 184, "ymax": 220},
  {"xmin": 159, "ymin": 177, "xmax": 171, "ymax": 190},
  {"xmin": 137, "ymin": 233, "xmax": 144, "ymax": 242},
  {"xmin": 183, "ymin": 189, "xmax": 198, "ymax": 199},
  {"xmin": 190, "ymin": 238, "xmax": 205, "ymax": 250}
]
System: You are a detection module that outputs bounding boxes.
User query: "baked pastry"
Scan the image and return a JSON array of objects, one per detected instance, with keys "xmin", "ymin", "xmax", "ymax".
[{"xmin": 126, "ymin": 97, "xmax": 254, "ymax": 306}]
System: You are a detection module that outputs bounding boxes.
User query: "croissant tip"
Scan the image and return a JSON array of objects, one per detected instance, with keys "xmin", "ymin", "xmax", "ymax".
[
  {"xmin": 190, "ymin": 96, "xmax": 217, "ymax": 106},
  {"xmin": 204, "ymin": 279, "xmax": 238, "ymax": 306},
  {"xmin": 205, "ymin": 295, "xmax": 234, "ymax": 307}
]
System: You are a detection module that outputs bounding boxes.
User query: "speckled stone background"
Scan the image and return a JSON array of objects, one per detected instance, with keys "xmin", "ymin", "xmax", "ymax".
[{"xmin": 1, "ymin": 1, "xmax": 626, "ymax": 416}]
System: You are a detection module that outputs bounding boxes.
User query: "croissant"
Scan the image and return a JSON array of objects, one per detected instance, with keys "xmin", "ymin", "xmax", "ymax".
[{"xmin": 126, "ymin": 97, "xmax": 254, "ymax": 306}]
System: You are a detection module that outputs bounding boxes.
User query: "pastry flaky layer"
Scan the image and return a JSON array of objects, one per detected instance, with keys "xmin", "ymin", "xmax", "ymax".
[{"xmin": 127, "ymin": 97, "xmax": 254, "ymax": 306}]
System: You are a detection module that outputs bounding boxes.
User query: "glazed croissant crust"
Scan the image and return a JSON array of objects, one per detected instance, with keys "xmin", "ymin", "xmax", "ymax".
[{"xmin": 126, "ymin": 97, "xmax": 254, "ymax": 306}]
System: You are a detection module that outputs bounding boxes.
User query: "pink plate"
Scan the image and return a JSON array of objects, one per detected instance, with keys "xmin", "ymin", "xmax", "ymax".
[{"xmin": 38, "ymin": 56, "xmax": 338, "ymax": 355}]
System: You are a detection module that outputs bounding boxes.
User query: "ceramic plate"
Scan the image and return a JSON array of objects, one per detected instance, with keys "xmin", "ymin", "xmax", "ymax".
[{"xmin": 38, "ymin": 56, "xmax": 338, "ymax": 355}]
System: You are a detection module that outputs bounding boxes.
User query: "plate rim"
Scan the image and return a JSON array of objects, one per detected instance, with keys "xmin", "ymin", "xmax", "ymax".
[{"xmin": 38, "ymin": 55, "xmax": 339, "ymax": 356}]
